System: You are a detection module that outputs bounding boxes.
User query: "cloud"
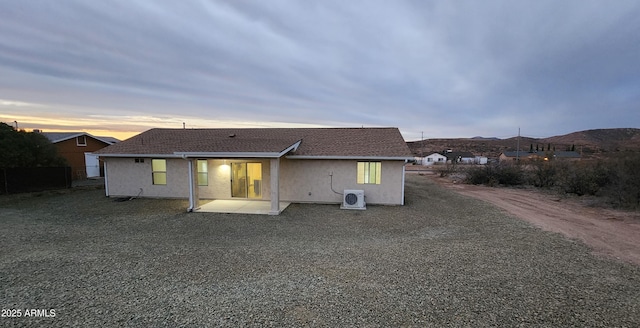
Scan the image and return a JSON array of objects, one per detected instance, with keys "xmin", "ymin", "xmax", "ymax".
[{"xmin": 0, "ymin": 0, "xmax": 639, "ymax": 141}]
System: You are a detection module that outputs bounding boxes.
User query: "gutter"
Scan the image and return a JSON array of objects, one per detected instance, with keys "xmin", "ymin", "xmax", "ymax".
[
  {"xmin": 96, "ymin": 153, "xmax": 185, "ymax": 158},
  {"xmin": 285, "ymin": 155, "xmax": 414, "ymax": 160}
]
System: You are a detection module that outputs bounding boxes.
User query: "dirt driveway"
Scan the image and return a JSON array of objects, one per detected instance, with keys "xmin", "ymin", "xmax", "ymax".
[{"xmin": 420, "ymin": 171, "xmax": 640, "ymax": 266}]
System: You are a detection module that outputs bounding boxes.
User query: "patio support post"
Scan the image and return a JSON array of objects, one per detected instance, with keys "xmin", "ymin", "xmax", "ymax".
[
  {"xmin": 103, "ymin": 160, "xmax": 109, "ymax": 197},
  {"xmin": 269, "ymin": 157, "xmax": 280, "ymax": 215},
  {"xmin": 187, "ymin": 158, "xmax": 200, "ymax": 212}
]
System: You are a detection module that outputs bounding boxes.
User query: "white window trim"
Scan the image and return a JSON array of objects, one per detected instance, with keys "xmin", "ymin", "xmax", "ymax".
[
  {"xmin": 76, "ymin": 135, "xmax": 87, "ymax": 146},
  {"xmin": 197, "ymin": 159, "xmax": 208, "ymax": 186},
  {"xmin": 357, "ymin": 161, "xmax": 381, "ymax": 185},
  {"xmin": 152, "ymin": 159, "xmax": 167, "ymax": 185}
]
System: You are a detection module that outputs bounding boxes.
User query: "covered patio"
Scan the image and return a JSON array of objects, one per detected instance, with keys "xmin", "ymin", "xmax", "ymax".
[{"xmin": 197, "ymin": 199, "xmax": 291, "ymax": 215}]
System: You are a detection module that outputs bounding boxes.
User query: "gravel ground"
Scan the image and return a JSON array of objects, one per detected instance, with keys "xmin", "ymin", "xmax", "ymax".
[{"xmin": 1, "ymin": 175, "xmax": 639, "ymax": 327}]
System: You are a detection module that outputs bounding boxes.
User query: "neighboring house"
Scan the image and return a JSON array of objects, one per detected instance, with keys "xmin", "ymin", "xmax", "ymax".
[
  {"xmin": 444, "ymin": 151, "xmax": 475, "ymax": 164},
  {"xmin": 499, "ymin": 151, "xmax": 581, "ymax": 162},
  {"xmin": 41, "ymin": 132, "xmax": 119, "ymax": 180},
  {"xmin": 416, "ymin": 153, "xmax": 447, "ymax": 166},
  {"xmin": 95, "ymin": 128, "xmax": 413, "ymax": 215}
]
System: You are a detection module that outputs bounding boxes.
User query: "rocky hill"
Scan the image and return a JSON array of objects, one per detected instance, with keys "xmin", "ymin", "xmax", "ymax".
[{"xmin": 407, "ymin": 128, "xmax": 640, "ymax": 159}]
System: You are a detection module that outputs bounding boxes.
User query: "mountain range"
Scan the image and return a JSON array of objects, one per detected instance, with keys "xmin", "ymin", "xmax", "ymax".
[{"xmin": 407, "ymin": 128, "xmax": 640, "ymax": 159}]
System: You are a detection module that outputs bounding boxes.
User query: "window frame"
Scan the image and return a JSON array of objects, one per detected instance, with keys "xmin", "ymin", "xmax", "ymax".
[
  {"xmin": 151, "ymin": 159, "xmax": 167, "ymax": 185},
  {"xmin": 357, "ymin": 161, "xmax": 381, "ymax": 185},
  {"xmin": 197, "ymin": 159, "xmax": 208, "ymax": 186},
  {"xmin": 76, "ymin": 135, "xmax": 87, "ymax": 146}
]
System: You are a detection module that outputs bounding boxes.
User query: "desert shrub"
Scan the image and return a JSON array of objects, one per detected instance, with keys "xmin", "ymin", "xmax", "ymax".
[
  {"xmin": 496, "ymin": 164, "xmax": 524, "ymax": 185},
  {"xmin": 465, "ymin": 163, "xmax": 523, "ymax": 186},
  {"xmin": 435, "ymin": 163, "xmax": 458, "ymax": 177},
  {"xmin": 557, "ymin": 161, "xmax": 611, "ymax": 196},
  {"xmin": 602, "ymin": 153, "xmax": 640, "ymax": 209},
  {"xmin": 527, "ymin": 160, "xmax": 558, "ymax": 188},
  {"xmin": 465, "ymin": 165, "xmax": 494, "ymax": 185},
  {"xmin": 466, "ymin": 153, "xmax": 640, "ymax": 209}
]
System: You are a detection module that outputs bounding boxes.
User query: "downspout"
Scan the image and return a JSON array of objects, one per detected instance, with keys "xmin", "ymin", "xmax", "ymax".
[
  {"xmin": 401, "ymin": 159, "xmax": 407, "ymax": 205},
  {"xmin": 103, "ymin": 160, "xmax": 109, "ymax": 197},
  {"xmin": 184, "ymin": 155, "xmax": 201, "ymax": 212}
]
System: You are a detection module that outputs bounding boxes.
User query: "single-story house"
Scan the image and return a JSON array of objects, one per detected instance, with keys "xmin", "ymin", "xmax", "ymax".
[
  {"xmin": 416, "ymin": 152, "xmax": 448, "ymax": 166},
  {"xmin": 499, "ymin": 151, "xmax": 581, "ymax": 162},
  {"xmin": 41, "ymin": 131, "xmax": 119, "ymax": 180},
  {"xmin": 94, "ymin": 127, "xmax": 413, "ymax": 215}
]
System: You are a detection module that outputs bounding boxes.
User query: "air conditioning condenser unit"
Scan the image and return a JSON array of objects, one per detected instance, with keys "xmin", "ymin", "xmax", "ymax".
[{"xmin": 341, "ymin": 190, "xmax": 366, "ymax": 210}]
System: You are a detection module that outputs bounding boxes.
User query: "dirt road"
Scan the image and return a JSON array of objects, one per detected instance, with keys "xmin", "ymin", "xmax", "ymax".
[{"xmin": 416, "ymin": 170, "xmax": 640, "ymax": 266}]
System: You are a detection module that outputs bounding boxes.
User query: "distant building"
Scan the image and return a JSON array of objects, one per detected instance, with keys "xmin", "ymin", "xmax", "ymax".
[
  {"xmin": 41, "ymin": 132, "xmax": 119, "ymax": 180},
  {"xmin": 474, "ymin": 156, "xmax": 488, "ymax": 165},
  {"xmin": 415, "ymin": 153, "xmax": 447, "ymax": 166}
]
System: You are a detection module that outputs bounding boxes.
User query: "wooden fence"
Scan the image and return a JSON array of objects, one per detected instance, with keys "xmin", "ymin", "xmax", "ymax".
[{"xmin": 0, "ymin": 167, "xmax": 72, "ymax": 194}]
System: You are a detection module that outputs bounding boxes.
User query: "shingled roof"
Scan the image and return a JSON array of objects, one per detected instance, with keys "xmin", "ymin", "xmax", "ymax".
[
  {"xmin": 95, "ymin": 128, "xmax": 413, "ymax": 159},
  {"xmin": 42, "ymin": 132, "xmax": 119, "ymax": 145}
]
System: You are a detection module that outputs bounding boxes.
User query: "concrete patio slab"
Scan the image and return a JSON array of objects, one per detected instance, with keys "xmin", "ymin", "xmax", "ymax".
[{"xmin": 197, "ymin": 199, "xmax": 291, "ymax": 215}]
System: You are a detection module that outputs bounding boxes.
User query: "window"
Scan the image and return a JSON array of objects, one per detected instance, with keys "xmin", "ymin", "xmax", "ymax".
[
  {"xmin": 427, "ymin": 158, "xmax": 434, "ymax": 162},
  {"xmin": 135, "ymin": 158, "xmax": 145, "ymax": 163},
  {"xmin": 357, "ymin": 162, "xmax": 381, "ymax": 184},
  {"xmin": 76, "ymin": 135, "xmax": 87, "ymax": 146},
  {"xmin": 197, "ymin": 159, "xmax": 208, "ymax": 186},
  {"xmin": 152, "ymin": 159, "xmax": 167, "ymax": 185}
]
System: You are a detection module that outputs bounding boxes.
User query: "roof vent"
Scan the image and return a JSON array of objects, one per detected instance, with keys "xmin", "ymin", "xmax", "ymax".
[{"xmin": 228, "ymin": 134, "xmax": 236, "ymax": 138}]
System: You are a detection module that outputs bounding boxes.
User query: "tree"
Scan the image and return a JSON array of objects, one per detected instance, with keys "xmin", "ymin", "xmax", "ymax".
[{"xmin": 0, "ymin": 123, "xmax": 67, "ymax": 168}]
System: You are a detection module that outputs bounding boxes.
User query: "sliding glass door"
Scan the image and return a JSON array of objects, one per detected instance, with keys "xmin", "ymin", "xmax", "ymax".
[{"xmin": 231, "ymin": 162, "xmax": 262, "ymax": 199}]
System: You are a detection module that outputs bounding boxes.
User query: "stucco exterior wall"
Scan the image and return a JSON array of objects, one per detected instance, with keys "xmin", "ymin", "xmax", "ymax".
[
  {"xmin": 105, "ymin": 157, "xmax": 189, "ymax": 198},
  {"xmin": 279, "ymin": 159, "xmax": 405, "ymax": 205},
  {"xmin": 105, "ymin": 157, "xmax": 405, "ymax": 205}
]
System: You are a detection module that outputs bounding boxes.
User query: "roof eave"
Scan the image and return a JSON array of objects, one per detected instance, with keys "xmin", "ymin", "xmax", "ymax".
[
  {"xmin": 48, "ymin": 132, "xmax": 113, "ymax": 145},
  {"xmin": 174, "ymin": 152, "xmax": 283, "ymax": 158},
  {"xmin": 97, "ymin": 153, "xmax": 184, "ymax": 158},
  {"xmin": 285, "ymin": 155, "xmax": 413, "ymax": 160}
]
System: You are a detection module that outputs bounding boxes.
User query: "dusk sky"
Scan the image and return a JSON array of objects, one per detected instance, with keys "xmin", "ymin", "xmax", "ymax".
[{"xmin": 1, "ymin": 1, "xmax": 639, "ymax": 141}]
